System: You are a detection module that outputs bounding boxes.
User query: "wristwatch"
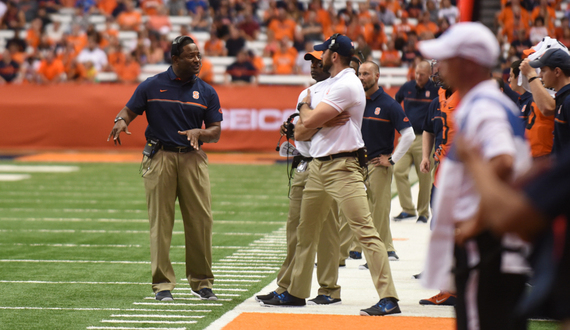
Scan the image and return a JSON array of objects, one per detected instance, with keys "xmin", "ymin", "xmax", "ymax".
[
  {"xmin": 297, "ymin": 102, "xmax": 310, "ymax": 111},
  {"xmin": 388, "ymin": 156, "xmax": 395, "ymax": 165},
  {"xmin": 114, "ymin": 116, "xmax": 125, "ymax": 123}
]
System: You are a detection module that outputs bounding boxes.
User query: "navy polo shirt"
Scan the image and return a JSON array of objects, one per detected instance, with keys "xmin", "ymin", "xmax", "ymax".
[
  {"xmin": 554, "ymin": 84, "xmax": 570, "ymax": 155},
  {"xmin": 126, "ymin": 66, "xmax": 223, "ymax": 147},
  {"xmin": 395, "ymin": 79, "xmax": 439, "ymax": 134},
  {"xmin": 423, "ymin": 97, "xmax": 444, "ymax": 152},
  {"xmin": 362, "ymin": 87, "xmax": 412, "ymax": 159}
]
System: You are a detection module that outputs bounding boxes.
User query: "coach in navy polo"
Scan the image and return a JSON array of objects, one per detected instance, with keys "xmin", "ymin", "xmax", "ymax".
[
  {"xmin": 343, "ymin": 61, "xmax": 414, "ymax": 263},
  {"xmin": 393, "ymin": 60, "xmax": 438, "ymax": 223},
  {"xmin": 107, "ymin": 36, "xmax": 222, "ymax": 302}
]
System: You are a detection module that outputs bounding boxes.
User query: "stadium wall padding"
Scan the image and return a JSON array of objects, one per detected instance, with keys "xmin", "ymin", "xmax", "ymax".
[{"xmin": 2, "ymin": 84, "xmax": 399, "ymax": 152}]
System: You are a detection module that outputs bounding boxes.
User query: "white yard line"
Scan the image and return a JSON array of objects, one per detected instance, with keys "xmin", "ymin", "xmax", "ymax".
[
  {"xmin": 109, "ymin": 315, "xmax": 203, "ymax": 319},
  {"xmin": 87, "ymin": 327, "xmax": 186, "ymax": 330},
  {"xmin": 101, "ymin": 320, "xmax": 197, "ymax": 324},
  {"xmin": 0, "ymin": 307, "xmax": 211, "ymax": 313},
  {"xmin": 0, "ymin": 174, "xmax": 31, "ymax": 181},
  {"xmin": 0, "ymin": 165, "xmax": 79, "ymax": 172}
]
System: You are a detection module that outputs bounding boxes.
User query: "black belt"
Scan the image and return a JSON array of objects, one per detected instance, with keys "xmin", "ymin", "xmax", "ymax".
[
  {"xmin": 161, "ymin": 145, "xmax": 195, "ymax": 153},
  {"xmin": 299, "ymin": 156, "xmax": 313, "ymax": 162},
  {"xmin": 316, "ymin": 150, "xmax": 359, "ymax": 161}
]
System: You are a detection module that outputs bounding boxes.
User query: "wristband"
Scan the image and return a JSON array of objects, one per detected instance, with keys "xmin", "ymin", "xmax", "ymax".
[
  {"xmin": 528, "ymin": 76, "xmax": 540, "ymax": 83},
  {"xmin": 388, "ymin": 156, "xmax": 395, "ymax": 165},
  {"xmin": 297, "ymin": 102, "xmax": 310, "ymax": 111}
]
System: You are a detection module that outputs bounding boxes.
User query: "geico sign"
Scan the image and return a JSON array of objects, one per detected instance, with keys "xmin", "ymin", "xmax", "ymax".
[{"xmin": 221, "ymin": 109, "xmax": 296, "ymax": 131}]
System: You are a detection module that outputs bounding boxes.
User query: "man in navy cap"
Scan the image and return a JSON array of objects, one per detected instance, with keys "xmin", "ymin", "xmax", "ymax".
[
  {"xmin": 521, "ymin": 48, "xmax": 570, "ymax": 155},
  {"xmin": 259, "ymin": 34, "xmax": 400, "ymax": 316}
]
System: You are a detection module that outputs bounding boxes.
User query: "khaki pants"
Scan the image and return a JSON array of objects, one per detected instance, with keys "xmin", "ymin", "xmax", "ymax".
[
  {"xmin": 339, "ymin": 163, "xmax": 395, "ymax": 259},
  {"xmin": 143, "ymin": 149, "xmax": 214, "ymax": 293},
  {"xmin": 276, "ymin": 161, "xmax": 341, "ymax": 299},
  {"xmin": 288, "ymin": 157, "xmax": 398, "ymax": 300},
  {"xmin": 393, "ymin": 135, "xmax": 433, "ymax": 218}
]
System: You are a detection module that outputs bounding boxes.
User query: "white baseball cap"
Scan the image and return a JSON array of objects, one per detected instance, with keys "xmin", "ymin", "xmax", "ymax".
[{"xmin": 418, "ymin": 22, "xmax": 500, "ymax": 68}]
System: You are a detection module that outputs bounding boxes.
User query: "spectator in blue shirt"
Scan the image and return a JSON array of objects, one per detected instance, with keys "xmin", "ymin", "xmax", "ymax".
[{"xmin": 393, "ymin": 60, "xmax": 439, "ymax": 223}]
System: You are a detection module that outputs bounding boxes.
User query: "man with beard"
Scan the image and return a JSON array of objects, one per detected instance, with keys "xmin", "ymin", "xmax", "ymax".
[
  {"xmin": 107, "ymin": 36, "xmax": 222, "ymax": 302},
  {"xmin": 256, "ymin": 50, "xmax": 350, "ymax": 305},
  {"xmin": 339, "ymin": 61, "xmax": 414, "ymax": 267},
  {"xmin": 260, "ymin": 34, "xmax": 400, "ymax": 316}
]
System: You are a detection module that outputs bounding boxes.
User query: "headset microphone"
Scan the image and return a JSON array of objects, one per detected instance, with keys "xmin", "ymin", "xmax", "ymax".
[{"xmin": 275, "ymin": 113, "xmax": 300, "ymax": 151}]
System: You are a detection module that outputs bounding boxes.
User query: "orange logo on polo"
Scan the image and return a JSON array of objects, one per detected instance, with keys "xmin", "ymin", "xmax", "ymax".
[
  {"xmin": 404, "ymin": 117, "xmax": 410, "ymax": 122},
  {"xmin": 374, "ymin": 107, "xmax": 381, "ymax": 115},
  {"xmin": 160, "ymin": 89, "xmax": 167, "ymax": 92},
  {"xmin": 193, "ymin": 91, "xmax": 200, "ymax": 99}
]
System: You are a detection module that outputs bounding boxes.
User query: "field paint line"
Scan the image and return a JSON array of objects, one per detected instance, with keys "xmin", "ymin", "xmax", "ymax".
[
  {"xmin": 212, "ymin": 266, "xmax": 279, "ymax": 270},
  {"xmin": 217, "ymin": 261, "xmax": 282, "ymax": 265},
  {"xmin": 0, "ymin": 259, "xmax": 151, "ymax": 264},
  {"xmin": 0, "ymin": 217, "xmax": 284, "ymax": 226},
  {"xmin": 212, "ymin": 283, "xmax": 252, "ymax": 287},
  {"xmin": 110, "ymin": 315, "xmax": 203, "ymax": 319},
  {"xmin": 209, "ymin": 279, "xmax": 261, "ymax": 283},
  {"xmin": 0, "ymin": 307, "xmax": 211, "ymax": 313},
  {"xmin": 210, "ymin": 270, "xmax": 275, "ymax": 274},
  {"xmin": 213, "ymin": 194, "xmax": 288, "ymax": 200},
  {"xmin": 0, "ymin": 243, "xmax": 143, "ymax": 248},
  {"xmin": 222, "ymin": 256, "xmax": 284, "ymax": 260},
  {"xmin": 232, "ymin": 253, "xmax": 287, "ymax": 257},
  {"xmin": 0, "ymin": 280, "xmax": 150, "ymax": 285},
  {"xmin": 133, "ymin": 302, "xmax": 223, "ymax": 307},
  {"xmin": 0, "ymin": 199, "xmax": 147, "ymax": 205},
  {"xmin": 0, "ymin": 174, "xmax": 31, "ymax": 181},
  {"xmin": 0, "ymin": 207, "xmax": 146, "ymax": 214},
  {"xmin": 210, "ymin": 275, "xmax": 267, "ymax": 278},
  {"xmin": 174, "ymin": 293, "xmax": 240, "ymax": 297},
  {"xmin": 235, "ymin": 249, "xmax": 286, "ymax": 253},
  {"xmin": 0, "ymin": 229, "xmax": 267, "ymax": 236},
  {"xmin": 174, "ymin": 288, "xmax": 248, "ymax": 292},
  {"xmin": 144, "ymin": 297, "xmax": 233, "ymax": 302},
  {"xmin": 87, "ymin": 327, "xmax": 186, "ymax": 330},
  {"xmin": 101, "ymin": 320, "xmax": 197, "ymax": 324},
  {"xmin": 0, "ymin": 165, "xmax": 79, "ymax": 172}
]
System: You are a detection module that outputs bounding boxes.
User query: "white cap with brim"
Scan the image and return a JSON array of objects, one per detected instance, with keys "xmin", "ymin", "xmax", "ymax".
[{"xmin": 418, "ymin": 22, "xmax": 500, "ymax": 68}]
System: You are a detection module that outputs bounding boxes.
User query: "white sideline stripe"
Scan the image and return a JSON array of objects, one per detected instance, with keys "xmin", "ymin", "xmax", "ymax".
[
  {"xmin": 232, "ymin": 253, "xmax": 287, "ymax": 256},
  {"xmin": 175, "ymin": 288, "xmax": 247, "ymax": 292},
  {"xmin": 0, "ymin": 259, "xmax": 278, "ymax": 268},
  {"xmin": 0, "ymin": 229, "xmax": 266, "ymax": 236},
  {"xmin": 210, "ymin": 270, "xmax": 275, "ymax": 274},
  {"xmin": 222, "ymin": 256, "xmax": 283, "ymax": 260},
  {"xmin": 110, "ymin": 315, "xmax": 202, "ymax": 319},
  {"xmin": 217, "ymin": 261, "xmax": 281, "ymax": 265},
  {"xmin": 0, "ymin": 280, "xmax": 149, "ymax": 285},
  {"xmin": 212, "ymin": 283, "xmax": 252, "ymax": 287},
  {"xmin": 0, "ymin": 217, "xmax": 284, "ymax": 225},
  {"xmin": 87, "ymin": 327, "xmax": 186, "ymax": 330},
  {"xmin": 0, "ymin": 307, "xmax": 211, "ymax": 312},
  {"xmin": 102, "ymin": 320, "xmax": 196, "ymax": 324},
  {"xmin": 0, "ymin": 174, "xmax": 31, "ymax": 181},
  {"xmin": 134, "ymin": 303, "xmax": 222, "ymax": 307},
  {"xmin": 0, "ymin": 243, "xmax": 143, "ymax": 248},
  {"xmin": 174, "ymin": 293, "xmax": 240, "ymax": 297},
  {"xmin": 144, "ymin": 297, "xmax": 232, "ymax": 302},
  {"xmin": 0, "ymin": 165, "xmax": 79, "ymax": 172},
  {"xmin": 212, "ymin": 274, "xmax": 267, "ymax": 278},
  {"xmin": 235, "ymin": 249, "xmax": 285, "ymax": 253},
  {"xmin": 0, "ymin": 208, "xmax": 282, "ymax": 217},
  {"xmin": 212, "ymin": 266, "xmax": 279, "ymax": 270}
]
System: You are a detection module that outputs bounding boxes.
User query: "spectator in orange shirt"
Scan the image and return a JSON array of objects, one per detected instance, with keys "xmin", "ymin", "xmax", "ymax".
[
  {"xmin": 302, "ymin": 11, "xmax": 323, "ymax": 42},
  {"xmin": 497, "ymin": 0, "xmax": 530, "ymax": 30},
  {"xmin": 204, "ymin": 30, "xmax": 226, "ymax": 56},
  {"xmin": 263, "ymin": 30, "xmax": 279, "ymax": 57},
  {"xmin": 346, "ymin": 16, "xmax": 363, "ymax": 41},
  {"xmin": 384, "ymin": 0, "xmax": 401, "ymax": 17},
  {"xmin": 100, "ymin": 17, "xmax": 119, "ymax": 49},
  {"xmin": 393, "ymin": 11, "xmax": 416, "ymax": 42},
  {"xmin": 115, "ymin": 52, "xmax": 140, "ymax": 83},
  {"xmin": 501, "ymin": 15, "xmax": 528, "ymax": 43},
  {"xmin": 140, "ymin": 0, "xmax": 163, "ymax": 16},
  {"xmin": 358, "ymin": 2, "xmax": 372, "ymax": 21},
  {"xmin": 198, "ymin": 56, "xmax": 214, "ymax": 84},
  {"xmin": 98, "ymin": 0, "xmax": 117, "ymax": 16},
  {"xmin": 555, "ymin": 17, "xmax": 569, "ymax": 40},
  {"xmin": 37, "ymin": 51, "xmax": 65, "ymax": 83},
  {"xmin": 381, "ymin": 39, "xmax": 402, "ymax": 67},
  {"xmin": 327, "ymin": 14, "xmax": 347, "ymax": 38},
  {"xmin": 249, "ymin": 50, "xmax": 265, "ymax": 74},
  {"xmin": 267, "ymin": 7, "xmax": 297, "ymax": 41},
  {"xmin": 272, "ymin": 39, "xmax": 297, "ymax": 74},
  {"xmin": 531, "ymin": 0, "xmax": 556, "ymax": 35},
  {"xmin": 66, "ymin": 59, "xmax": 87, "ymax": 82},
  {"xmin": 148, "ymin": 5, "xmax": 171, "ymax": 34},
  {"xmin": 309, "ymin": 0, "xmax": 332, "ymax": 39},
  {"xmin": 66, "ymin": 23, "xmax": 88, "ymax": 53},
  {"xmin": 415, "ymin": 11, "xmax": 439, "ymax": 39},
  {"xmin": 26, "ymin": 18, "xmax": 43, "ymax": 49},
  {"xmin": 560, "ymin": 25, "xmax": 570, "ymax": 48},
  {"xmin": 107, "ymin": 44, "xmax": 126, "ymax": 70},
  {"xmin": 365, "ymin": 21, "xmax": 387, "ymax": 50},
  {"xmin": 117, "ymin": 0, "xmax": 142, "ymax": 31}
]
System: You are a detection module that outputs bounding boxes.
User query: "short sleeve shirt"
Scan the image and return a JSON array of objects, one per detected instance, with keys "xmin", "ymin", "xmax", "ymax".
[
  {"xmin": 362, "ymin": 87, "xmax": 412, "ymax": 158},
  {"xmin": 553, "ymin": 84, "xmax": 570, "ymax": 155},
  {"xmin": 309, "ymin": 68, "xmax": 366, "ymax": 158},
  {"xmin": 126, "ymin": 66, "xmax": 223, "ymax": 147},
  {"xmin": 395, "ymin": 79, "xmax": 439, "ymax": 134}
]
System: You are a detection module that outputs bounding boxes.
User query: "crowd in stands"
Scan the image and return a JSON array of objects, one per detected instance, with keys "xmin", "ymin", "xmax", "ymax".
[{"xmin": 0, "ymin": 0, "xmax": 568, "ymax": 85}]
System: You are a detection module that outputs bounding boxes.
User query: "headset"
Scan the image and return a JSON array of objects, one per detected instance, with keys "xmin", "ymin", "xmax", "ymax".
[
  {"xmin": 328, "ymin": 33, "xmax": 341, "ymax": 52},
  {"xmin": 275, "ymin": 113, "xmax": 299, "ymax": 151},
  {"xmin": 171, "ymin": 35, "xmax": 194, "ymax": 57}
]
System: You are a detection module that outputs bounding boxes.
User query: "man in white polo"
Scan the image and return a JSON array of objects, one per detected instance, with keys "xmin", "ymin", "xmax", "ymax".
[{"xmin": 259, "ymin": 34, "xmax": 399, "ymax": 316}]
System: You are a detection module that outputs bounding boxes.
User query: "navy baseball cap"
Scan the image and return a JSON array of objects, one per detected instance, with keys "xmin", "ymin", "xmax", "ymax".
[
  {"xmin": 314, "ymin": 34, "xmax": 355, "ymax": 57},
  {"xmin": 529, "ymin": 48, "xmax": 570, "ymax": 70}
]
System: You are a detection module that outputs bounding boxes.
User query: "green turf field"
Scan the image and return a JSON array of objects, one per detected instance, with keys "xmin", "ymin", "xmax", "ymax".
[
  {"xmin": 0, "ymin": 161, "xmax": 560, "ymax": 330},
  {"xmin": 0, "ymin": 162, "xmax": 290, "ymax": 330}
]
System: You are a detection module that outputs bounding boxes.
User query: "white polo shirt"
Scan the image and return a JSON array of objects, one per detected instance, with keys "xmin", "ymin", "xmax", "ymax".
[
  {"xmin": 309, "ymin": 68, "xmax": 366, "ymax": 158},
  {"xmin": 294, "ymin": 77, "xmax": 332, "ymax": 157}
]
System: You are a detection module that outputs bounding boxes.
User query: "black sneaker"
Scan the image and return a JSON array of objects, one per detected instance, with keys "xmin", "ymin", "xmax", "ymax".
[
  {"xmin": 349, "ymin": 251, "xmax": 362, "ymax": 259},
  {"xmin": 307, "ymin": 295, "xmax": 342, "ymax": 305},
  {"xmin": 417, "ymin": 216, "xmax": 428, "ymax": 223},
  {"xmin": 259, "ymin": 291, "xmax": 306, "ymax": 307},
  {"xmin": 360, "ymin": 297, "xmax": 401, "ymax": 316},
  {"xmin": 393, "ymin": 212, "xmax": 416, "ymax": 221},
  {"xmin": 255, "ymin": 291, "xmax": 277, "ymax": 302},
  {"xmin": 191, "ymin": 288, "xmax": 218, "ymax": 301},
  {"xmin": 358, "ymin": 263, "xmax": 369, "ymax": 270},
  {"xmin": 155, "ymin": 290, "xmax": 173, "ymax": 301},
  {"xmin": 388, "ymin": 251, "xmax": 399, "ymax": 261}
]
